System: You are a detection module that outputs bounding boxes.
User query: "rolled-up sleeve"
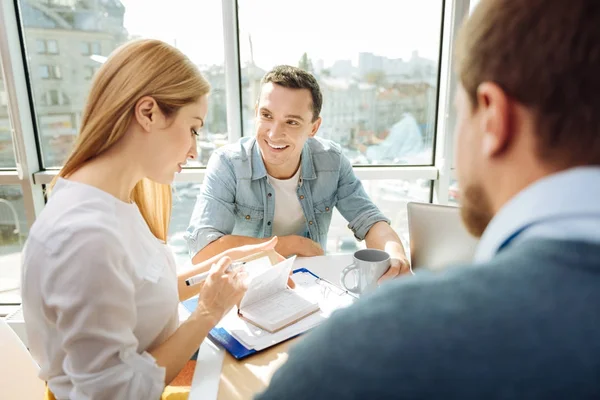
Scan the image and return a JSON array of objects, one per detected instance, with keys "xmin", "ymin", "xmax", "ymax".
[
  {"xmin": 335, "ymin": 154, "xmax": 390, "ymax": 241},
  {"xmin": 185, "ymin": 152, "xmax": 237, "ymax": 257},
  {"xmin": 43, "ymin": 229, "xmax": 165, "ymax": 400}
]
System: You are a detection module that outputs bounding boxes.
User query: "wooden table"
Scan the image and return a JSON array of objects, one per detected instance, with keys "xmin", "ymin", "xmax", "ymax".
[
  {"xmin": 189, "ymin": 254, "xmax": 352, "ymax": 400},
  {"xmin": 216, "ymin": 336, "xmax": 298, "ymax": 399}
]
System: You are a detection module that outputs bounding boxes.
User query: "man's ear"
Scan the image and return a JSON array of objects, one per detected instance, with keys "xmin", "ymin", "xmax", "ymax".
[
  {"xmin": 134, "ymin": 96, "xmax": 158, "ymax": 133},
  {"xmin": 477, "ymin": 82, "xmax": 513, "ymax": 158},
  {"xmin": 309, "ymin": 117, "xmax": 322, "ymax": 137}
]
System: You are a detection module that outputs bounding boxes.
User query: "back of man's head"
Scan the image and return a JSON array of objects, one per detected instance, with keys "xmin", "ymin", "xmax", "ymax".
[
  {"xmin": 457, "ymin": 0, "xmax": 600, "ymax": 168},
  {"xmin": 261, "ymin": 65, "xmax": 323, "ymax": 122}
]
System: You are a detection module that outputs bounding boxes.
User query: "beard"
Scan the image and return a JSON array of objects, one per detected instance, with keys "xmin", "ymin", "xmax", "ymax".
[{"xmin": 459, "ymin": 183, "xmax": 495, "ymax": 238}]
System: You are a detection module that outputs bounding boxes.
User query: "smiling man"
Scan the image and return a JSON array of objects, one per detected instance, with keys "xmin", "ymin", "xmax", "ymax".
[{"xmin": 186, "ymin": 66, "xmax": 409, "ymax": 278}]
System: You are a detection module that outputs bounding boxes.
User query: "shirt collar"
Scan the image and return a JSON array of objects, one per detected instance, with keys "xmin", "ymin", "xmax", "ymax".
[
  {"xmin": 474, "ymin": 167, "xmax": 600, "ymax": 263},
  {"xmin": 250, "ymin": 138, "xmax": 317, "ymax": 181}
]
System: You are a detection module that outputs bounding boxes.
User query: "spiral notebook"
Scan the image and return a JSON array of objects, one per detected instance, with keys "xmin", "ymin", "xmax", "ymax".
[{"xmin": 182, "ymin": 268, "xmax": 356, "ymax": 359}]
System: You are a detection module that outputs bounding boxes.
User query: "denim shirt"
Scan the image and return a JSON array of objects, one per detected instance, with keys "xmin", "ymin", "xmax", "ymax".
[{"xmin": 185, "ymin": 137, "xmax": 389, "ymax": 256}]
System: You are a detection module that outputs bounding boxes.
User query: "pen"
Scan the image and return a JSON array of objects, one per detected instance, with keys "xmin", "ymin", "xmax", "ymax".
[{"xmin": 184, "ymin": 261, "xmax": 246, "ymax": 287}]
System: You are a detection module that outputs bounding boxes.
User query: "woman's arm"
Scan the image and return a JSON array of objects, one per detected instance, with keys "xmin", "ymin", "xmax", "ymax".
[
  {"xmin": 177, "ymin": 236, "xmax": 281, "ymax": 301},
  {"xmin": 151, "ymin": 257, "xmax": 247, "ymax": 384}
]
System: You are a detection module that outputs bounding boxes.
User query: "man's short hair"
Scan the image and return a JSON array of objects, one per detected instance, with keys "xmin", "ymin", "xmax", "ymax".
[
  {"xmin": 261, "ymin": 65, "xmax": 323, "ymax": 122},
  {"xmin": 456, "ymin": 0, "xmax": 600, "ymax": 166}
]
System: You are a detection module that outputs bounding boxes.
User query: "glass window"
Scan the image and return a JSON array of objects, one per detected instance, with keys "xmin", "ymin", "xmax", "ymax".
[
  {"xmin": 0, "ymin": 186, "xmax": 28, "ymax": 304},
  {"xmin": 36, "ymin": 39, "xmax": 46, "ymax": 53},
  {"xmin": 18, "ymin": 0, "xmax": 228, "ymax": 168},
  {"xmin": 238, "ymin": 0, "xmax": 444, "ymax": 166},
  {"xmin": 84, "ymin": 66, "xmax": 93, "ymax": 79},
  {"xmin": 47, "ymin": 39, "xmax": 59, "ymax": 54},
  {"xmin": 91, "ymin": 42, "xmax": 101, "ymax": 55},
  {"xmin": 448, "ymin": 178, "xmax": 459, "ymax": 205},
  {"xmin": 80, "ymin": 42, "xmax": 91, "ymax": 55},
  {"xmin": 166, "ymin": 180, "xmax": 431, "ymax": 263},
  {"xmin": 39, "ymin": 64, "xmax": 49, "ymax": 79},
  {"xmin": 326, "ymin": 179, "xmax": 431, "ymax": 254},
  {"xmin": 0, "ymin": 71, "xmax": 16, "ymax": 168},
  {"xmin": 168, "ymin": 182, "xmax": 202, "ymax": 268}
]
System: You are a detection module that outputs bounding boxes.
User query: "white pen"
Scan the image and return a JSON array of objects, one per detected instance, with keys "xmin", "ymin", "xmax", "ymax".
[{"xmin": 184, "ymin": 261, "xmax": 246, "ymax": 287}]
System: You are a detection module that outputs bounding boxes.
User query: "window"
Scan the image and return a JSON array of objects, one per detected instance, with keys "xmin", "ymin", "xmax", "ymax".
[
  {"xmin": 327, "ymin": 179, "xmax": 431, "ymax": 254},
  {"xmin": 35, "ymin": 39, "xmax": 45, "ymax": 54},
  {"xmin": 169, "ymin": 182, "xmax": 202, "ymax": 268},
  {"xmin": 84, "ymin": 65, "xmax": 96, "ymax": 80},
  {"xmin": 81, "ymin": 42, "xmax": 101, "ymax": 56},
  {"xmin": 2, "ymin": 0, "xmax": 466, "ymax": 307},
  {"xmin": 0, "ymin": 78, "xmax": 16, "ymax": 168},
  {"xmin": 39, "ymin": 90, "xmax": 69, "ymax": 107},
  {"xmin": 19, "ymin": 0, "xmax": 228, "ymax": 168},
  {"xmin": 80, "ymin": 42, "xmax": 91, "ymax": 55},
  {"xmin": 238, "ymin": 0, "xmax": 444, "ymax": 166},
  {"xmin": 38, "ymin": 64, "xmax": 49, "ymax": 79},
  {"xmin": 47, "ymin": 39, "xmax": 59, "ymax": 54},
  {"xmin": 39, "ymin": 64, "xmax": 61, "ymax": 79},
  {"xmin": 36, "ymin": 39, "xmax": 59, "ymax": 54},
  {"xmin": 91, "ymin": 42, "xmax": 101, "ymax": 55},
  {"xmin": 448, "ymin": 178, "xmax": 459, "ymax": 205},
  {"xmin": 0, "ymin": 186, "xmax": 27, "ymax": 305}
]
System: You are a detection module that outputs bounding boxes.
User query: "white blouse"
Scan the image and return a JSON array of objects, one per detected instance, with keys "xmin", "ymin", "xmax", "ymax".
[{"xmin": 21, "ymin": 179, "xmax": 179, "ymax": 399}]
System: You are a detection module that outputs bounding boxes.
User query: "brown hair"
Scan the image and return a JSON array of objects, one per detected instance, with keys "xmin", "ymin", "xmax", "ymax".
[
  {"xmin": 261, "ymin": 65, "xmax": 323, "ymax": 122},
  {"xmin": 456, "ymin": 0, "xmax": 600, "ymax": 166},
  {"xmin": 49, "ymin": 39, "xmax": 210, "ymax": 241}
]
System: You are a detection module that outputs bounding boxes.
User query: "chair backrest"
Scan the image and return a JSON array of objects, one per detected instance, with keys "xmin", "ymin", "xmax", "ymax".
[{"xmin": 0, "ymin": 318, "xmax": 45, "ymax": 398}]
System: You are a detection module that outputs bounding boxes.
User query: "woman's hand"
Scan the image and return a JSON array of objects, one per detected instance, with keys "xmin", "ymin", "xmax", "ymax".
[{"xmin": 193, "ymin": 256, "xmax": 248, "ymax": 325}]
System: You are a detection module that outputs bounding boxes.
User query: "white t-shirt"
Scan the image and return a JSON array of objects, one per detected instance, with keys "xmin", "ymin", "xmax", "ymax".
[
  {"xmin": 21, "ymin": 178, "xmax": 178, "ymax": 399},
  {"xmin": 267, "ymin": 168, "xmax": 306, "ymax": 237}
]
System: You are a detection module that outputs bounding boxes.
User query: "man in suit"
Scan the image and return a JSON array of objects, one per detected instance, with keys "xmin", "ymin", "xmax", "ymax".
[{"xmin": 256, "ymin": 0, "xmax": 600, "ymax": 398}]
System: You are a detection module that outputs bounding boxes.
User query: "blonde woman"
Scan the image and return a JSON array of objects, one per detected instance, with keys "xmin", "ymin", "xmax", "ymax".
[{"xmin": 21, "ymin": 39, "xmax": 275, "ymax": 399}]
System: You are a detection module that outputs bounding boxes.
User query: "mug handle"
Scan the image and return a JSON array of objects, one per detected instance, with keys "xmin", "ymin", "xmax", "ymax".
[{"xmin": 340, "ymin": 262, "xmax": 361, "ymax": 294}]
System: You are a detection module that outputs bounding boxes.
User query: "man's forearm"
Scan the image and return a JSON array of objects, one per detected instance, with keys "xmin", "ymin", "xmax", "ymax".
[
  {"xmin": 365, "ymin": 221, "xmax": 407, "ymax": 260},
  {"xmin": 192, "ymin": 235, "xmax": 267, "ymax": 264},
  {"xmin": 191, "ymin": 235, "xmax": 298, "ymax": 265}
]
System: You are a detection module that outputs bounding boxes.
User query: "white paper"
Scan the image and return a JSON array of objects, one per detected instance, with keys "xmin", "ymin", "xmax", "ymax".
[
  {"xmin": 217, "ymin": 271, "xmax": 355, "ymax": 350},
  {"xmin": 239, "ymin": 256, "xmax": 296, "ymax": 309}
]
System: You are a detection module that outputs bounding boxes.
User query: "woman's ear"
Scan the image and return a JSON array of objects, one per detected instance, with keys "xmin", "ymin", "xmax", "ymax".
[{"xmin": 134, "ymin": 96, "xmax": 158, "ymax": 132}]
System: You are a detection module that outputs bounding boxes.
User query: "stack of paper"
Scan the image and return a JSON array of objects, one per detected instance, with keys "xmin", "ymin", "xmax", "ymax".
[{"xmin": 218, "ymin": 270, "xmax": 355, "ymax": 352}]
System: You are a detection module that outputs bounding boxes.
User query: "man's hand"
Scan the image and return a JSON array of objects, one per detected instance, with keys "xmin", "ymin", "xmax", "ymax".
[
  {"xmin": 277, "ymin": 235, "xmax": 324, "ymax": 257},
  {"xmin": 377, "ymin": 257, "xmax": 411, "ymax": 284}
]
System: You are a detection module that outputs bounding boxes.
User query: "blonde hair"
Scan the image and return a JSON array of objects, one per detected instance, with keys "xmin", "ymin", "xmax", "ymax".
[{"xmin": 49, "ymin": 39, "xmax": 210, "ymax": 241}]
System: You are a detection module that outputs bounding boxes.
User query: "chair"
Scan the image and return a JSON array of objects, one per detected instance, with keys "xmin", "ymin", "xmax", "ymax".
[{"xmin": 0, "ymin": 317, "xmax": 45, "ymax": 399}]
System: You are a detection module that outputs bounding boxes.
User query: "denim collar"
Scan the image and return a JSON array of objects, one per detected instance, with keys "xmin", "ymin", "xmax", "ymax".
[{"xmin": 249, "ymin": 138, "xmax": 317, "ymax": 181}]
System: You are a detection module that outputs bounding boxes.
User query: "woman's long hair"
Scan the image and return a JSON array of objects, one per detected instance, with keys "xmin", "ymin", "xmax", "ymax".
[{"xmin": 48, "ymin": 39, "xmax": 210, "ymax": 241}]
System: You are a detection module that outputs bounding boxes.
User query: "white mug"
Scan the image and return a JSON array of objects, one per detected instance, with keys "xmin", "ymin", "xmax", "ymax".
[{"xmin": 340, "ymin": 249, "xmax": 391, "ymax": 295}]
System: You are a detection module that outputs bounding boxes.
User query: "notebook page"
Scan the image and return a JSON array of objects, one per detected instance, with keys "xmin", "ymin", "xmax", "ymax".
[
  {"xmin": 239, "ymin": 256, "xmax": 296, "ymax": 309},
  {"xmin": 241, "ymin": 289, "xmax": 318, "ymax": 327}
]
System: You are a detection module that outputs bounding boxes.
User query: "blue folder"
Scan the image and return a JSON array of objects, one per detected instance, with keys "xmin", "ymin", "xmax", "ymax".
[{"xmin": 182, "ymin": 268, "xmax": 335, "ymax": 360}]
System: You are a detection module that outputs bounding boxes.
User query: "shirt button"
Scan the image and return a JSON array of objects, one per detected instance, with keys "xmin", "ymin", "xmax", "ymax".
[
  {"xmin": 309, "ymin": 221, "xmax": 313, "ymax": 225},
  {"xmin": 299, "ymin": 195, "xmax": 305, "ymax": 200},
  {"xmin": 245, "ymin": 215, "xmax": 251, "ymax": 220},
  {"xmin": 268, "ymin": 193, "xmax": 272, "ymax": 197},
  {"xmin": 325, "ymin": 207, "xmax": 330, "ymax": 211},
  {"xmin": 267, "ymin": 221, "xmax": 271, "ymax": 226}
]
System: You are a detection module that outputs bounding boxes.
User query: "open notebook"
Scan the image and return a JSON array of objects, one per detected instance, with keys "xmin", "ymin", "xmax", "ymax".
[{"xmin": 238, "ymin": 256, "xmax": 320, "ymax": 333}]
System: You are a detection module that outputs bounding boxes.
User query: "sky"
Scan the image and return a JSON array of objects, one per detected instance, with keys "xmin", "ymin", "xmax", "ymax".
[{"xmin": 121, "ymin": 0, "xmax": 444, "ymax": 70}]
